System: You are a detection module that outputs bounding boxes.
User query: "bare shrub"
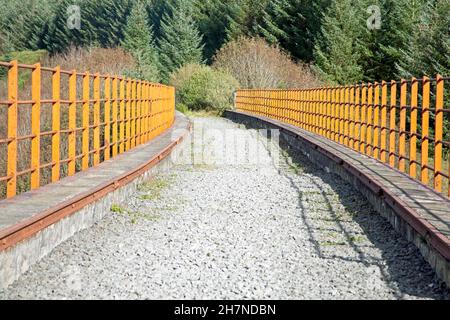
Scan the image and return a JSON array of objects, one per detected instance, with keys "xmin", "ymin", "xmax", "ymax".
[
  {"xmin": 42, "ymin": 47, "xmax": 136, "ymax": 76},
  {"xmin": 213, "ymin": 37, "xmax": 321, "ymax": 89}
]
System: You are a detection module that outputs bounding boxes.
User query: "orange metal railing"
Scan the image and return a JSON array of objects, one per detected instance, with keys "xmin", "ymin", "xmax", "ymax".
[
  {"xmin": 235, "ymin": 76, "xmax": 450, "ymax": 197},
  {"xmin": 0, "ymin": 60, "xmax": 175, "ymax": 199}
]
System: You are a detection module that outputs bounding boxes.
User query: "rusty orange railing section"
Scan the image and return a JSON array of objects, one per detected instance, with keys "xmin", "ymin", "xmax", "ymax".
[
  {"xmin": 0, "ymin": 60, "xmax": 175, "ymax": 199},
  {"xmin": 236, "ymin": 76, "xmax": 450, "ymax": 197}
]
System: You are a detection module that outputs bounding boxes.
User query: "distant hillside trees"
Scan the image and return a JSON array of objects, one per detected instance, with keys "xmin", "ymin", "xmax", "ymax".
[
  {"xmin": 121, "ymin": 0, "xmax": 160, "ymax": 82},
  {"xmin": 0, "ymin": 0, "xmax": 448, "ymax": 84},
  {"xmin": 157, "ymin": 0, "xmax": 204, "ymax": 82}
]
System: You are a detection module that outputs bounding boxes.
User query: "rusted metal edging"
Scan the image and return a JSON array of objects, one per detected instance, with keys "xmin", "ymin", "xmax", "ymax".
[
  {"xmin": 0, "ymin": 120, "xmax": 192, "ymax": 252},
  {"xmin": 226, "ymin": 110, "xmax": 450, "ymax": 262}
]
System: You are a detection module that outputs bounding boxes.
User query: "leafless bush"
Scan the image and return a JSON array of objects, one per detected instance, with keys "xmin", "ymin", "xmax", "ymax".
[
  {"xmin": 213, "ymin": 37, "xmax": 321, "ymax": 89},
  {"xmin": 42, "ymin": 47, "xmax": 136, "ymax": 76}
]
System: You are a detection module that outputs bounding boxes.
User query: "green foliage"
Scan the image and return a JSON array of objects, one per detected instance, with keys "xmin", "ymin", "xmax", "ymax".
[
  {"xmin": 362, "ymin": 0, "xmax": 426, "ymax": 81},
  {"xmin": 157, "ymin": 0, "xmax": 204, "ymax": 82},
  {"xmin": 398, "ymin": 0, "xmax": 450, "ymax": 78},
  {"xmin": 254, "ymin": 0, "xmax": 290, "ymax": 45},
  {"xmin": 121, "ymin": 0, "xmax": 160, "ymax": 82},
  {"xmin": 0, "ymin": 0, "xmax": 447, "ymax": 85},
  {"xmin": 0, "ymin": 50, "xmax": 47, "ymax": 82},
  {"xmin": 43, "ymin": 0, "xmax": 133, "ymax": 54},
  {"xmin": 170, "ymin": 64, "xmax": 239, "ymax": 111},
  {"xmin": 313, "ymin": 0, "xmax": 366, "ymax": 84}
]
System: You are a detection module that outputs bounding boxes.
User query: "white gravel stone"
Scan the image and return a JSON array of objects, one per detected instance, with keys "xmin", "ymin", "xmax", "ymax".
[{"xmin": 1, "ymin": 117, "xmax": 449, "ymax": 300}]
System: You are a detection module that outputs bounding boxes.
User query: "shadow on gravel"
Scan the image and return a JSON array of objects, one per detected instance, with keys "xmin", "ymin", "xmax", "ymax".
[
  {"xmin": 276, "ymin": 136, "xmax": 450, "ymax": 300},
  {"xmin": 233, "ymin": 118, "xmax": 450, "ymax": 300}
]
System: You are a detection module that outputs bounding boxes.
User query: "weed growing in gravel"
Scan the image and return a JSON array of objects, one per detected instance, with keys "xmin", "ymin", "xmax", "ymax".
[
  {"xmin": 110, "ymin": 204, "xmax": 126, "ymax": 214},
  {"xmin": 137, "ymin": 177, "xmax": 171, "ymax": 201},
  {"xmin": 127, "ymin": 211, "xmax": 162, "ymax": 224},
  {"xmin": 348, "ymin": 235, "xmax": 365, "ymax": 244}
]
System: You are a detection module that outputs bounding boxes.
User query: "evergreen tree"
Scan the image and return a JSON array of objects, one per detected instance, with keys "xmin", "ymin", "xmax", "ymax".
[
  {"xmin": 122, "ymin": 0, "xmax": 160, "ymax": 82},
  {"xmin": 94, "ymin": 0, "xmax": 133, "ymax": 48},
  {"xmin": 255, "ymin": 0, "xmax": 332, "ymax": 62},
  {"xmin": 226, "ymin": 0, "xmax": 270, "ymax": 41},
  {"xmin": 44, "ymin": 0, "xmax": 132, "ymax": 54},
  {"xmin": 255, "ymin": 0, "xmax": 290, "ymax": 46},
  {"xmin": 313, "ymin": 0, "xmax": 365, "ymax": 84},
  {"xmin": 286, "ymin": 0, "xmax": 332, "ymax": 62},
  {"xmin": 196, "ymin": 0, "xmax": 241, "ymax": 61},
  {"xmin": 398, "ymin": 0, "xmax": 450, "ymax": 77},
  {"xmin": 363, "ymin": 0, "xmax": 426, "ymax": 80},
  {"xmin": 157, "ymin": 0, "xmax": 204, "ymax": 82}
]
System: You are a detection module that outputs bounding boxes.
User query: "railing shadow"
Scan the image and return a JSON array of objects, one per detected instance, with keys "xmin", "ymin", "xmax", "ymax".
[
  {"xmin": 236, "ymin": 116, "xmax": 450, "ymax": 299},
  {"xmin": 277, "ymin": 136, "xmax": 450, "ymax": 299}
]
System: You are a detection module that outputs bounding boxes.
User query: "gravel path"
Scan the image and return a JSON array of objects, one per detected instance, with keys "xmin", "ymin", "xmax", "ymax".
[{"xmin": 1, "ymin": 117, "xmax": 449, "ymax": 300}]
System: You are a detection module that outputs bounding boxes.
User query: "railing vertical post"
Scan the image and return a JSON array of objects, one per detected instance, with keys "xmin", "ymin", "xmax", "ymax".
[
  {"xmin": 339, "ymin": 86, "xmax": 345, "ymax": 144},
  {"xmin": 31, "ymin": 63, "xmax": 41, "ymax": 189},
  {"xmin": 104, "ymin": 75, "xmax": 111, "ymax": 161},
  {"xmin": 310, "ymin": 89, "xmax": 314, "ymax": 132},
  {"xmin": 409, "ymin": 77, "xmax": 418, "ymax": 178},
  {"xmin": 6, "ymin": 60, "xmax": 18, "ymax": 198},
  {"xmin": 148, "ymin": 84, "xmax": 154, "ymax": 140},
  {"xmin": 349, "ymin": 85, "xmax": 355, "ymax": 148},
  {"xmin": 136, "ymin": 80, "xmax": 142, "ymax": 145},
  {"xmin": 389, "ymin": 81, "xmax": 397, "ymax": 167},
  {"xmin": 272, "ymin": 90, "xmax": 277, "ymax": 126},
  {"xmin": 434, "ymin": 75, "xmax": 444, "ymax": 193},
  {"xmin": 52, "ymin": 66, "xmax": 61, "ymax": 182},
  {"xmin": 142, "ymin": 82, "xmax": 147, "ymax": 143},
  {"xmin": 296, "ymin": 89, "xmax": 301, "ymax": 127},
  {"xmin": 326, "ymin": 87, "xmax": 331, "ymax": 139},
  {"xmin": 332, "ymin": 87, "xmax": 337, "ymax": 142},
  {"xmin": 366, "ymin": 83, "xmax": 373, "ymax": 156},
  {"xmin": 68, "ymin": 70, "xmax": 76, "ymax": 176},
  {"xmin": 354, "ymin": 85, "xmax": 361, "ymax": 151},
  {"xmin": 399, "ymin": 79, "xmax": 407, "ymax": 172},
  {"xmin": 421, "ymin": 77, "xmax": 430, "ymax": 185},
  {"xmin": 147, "ymin": 82, "xmax": 151, "ymax": 142},
  {"xmin": 82, "ymin": 72, "xmax": 90, "ymax": 170},
  {"xmin": 131, "ymin": 80, "xmax": 136, "ymax": 148},
  {"xmin": 119, "ymin": 77, "xmax": 125, "ymax": 154},
  {"xmin": 93, "ymin": 73, "xmax": 100, "ymax": 166},
  {"xmin": 313, "ymin": 89, "xmax": 318, "ymax": 133},
  {"xmin": 373, "ymin": 82, "xmax": 380, "ymax": 159},
  {"xmin": 344, "ymin": 86, "xmax": 350, "ymax": 146},
  {"xmin": 320, "ymin": 88, "xmax": 325, "ymax": 137},
  {"xmin": 112, "ymin": 76, "xmax": 118, "ymax": 157},
  {"xmin": 360, "ymin": 84, "xmax": 367, "ymax": 154},
  {"xmin": 380, "ymin": 81, "xmax": 388, "ymax": 163},
  {"xmin": 126, "ymin": 78, "xmax": 131, "ymax": 151}
]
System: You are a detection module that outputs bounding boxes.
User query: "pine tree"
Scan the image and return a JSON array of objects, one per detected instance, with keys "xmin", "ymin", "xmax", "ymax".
[
  {"xmin": 44, "ymin": 0, "xmax": 96, "ymax": 53},
  {"xmin": 398, "ymin": 0, "xmax": 450, "ymax": 77},
  {"xmin": 361, "ymin": 0, "xmax": 426, "ymax": 80},
  {"xmin": 288, "ymin": 0, "xmax": 332, "ymax": 62},
  {"xmin": 254, "ymin": 0, "xmax": 291, "ymax": 45},
  {"xmin": 122, "ymin": 0, "xmax": 160, "ymax": 82},
  {"xmin": 226, "ymin": 0, "xmax": 270, "ymax": 41},
  {"xmin": 255, "ymin": 0, "xmax": 332, "ymax": 62},
  {"xmin": 94, "ymin": 0, "xmax": 133, "ymax": 48},
  {"xmin": 313, "ymin": 0, "xmax": 365, "ymax": 84},
  {"xmin": 44, "ymin": 0, "xmax": 132, "ymax": 54},
  {"xmin": 157, "ymin": 0, "xmax": 204, "ymax": 82},
  {"xmin": 196, "ymin": 0, "xmax": 240, "ymax": 61}
]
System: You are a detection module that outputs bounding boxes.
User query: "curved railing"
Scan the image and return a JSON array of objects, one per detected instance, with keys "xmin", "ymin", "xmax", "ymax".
[
  {"xmin": 236, "ymin": 75, "xmax": 450, "ymax": 197},
  {"xmin": 0, "ymin": 60, "xmax": 175, "ymax": 199}
]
